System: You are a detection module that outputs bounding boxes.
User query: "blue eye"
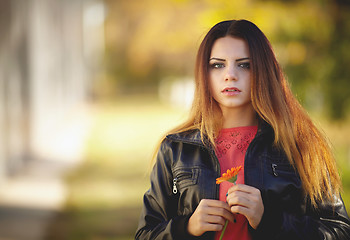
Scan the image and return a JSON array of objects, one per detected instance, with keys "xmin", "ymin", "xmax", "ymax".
[
  {"xmin": 238, "ymin": 62, "xmax": 250, "ymax": 69},
  {"xmin": 210, "ymin": 62, "xmax": 225, "ymax": 69}
]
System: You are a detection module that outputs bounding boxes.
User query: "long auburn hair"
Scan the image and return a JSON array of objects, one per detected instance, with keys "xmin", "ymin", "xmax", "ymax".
[{"xmin": 163, "ymin": 20, "xmax": 341, "ymax": 207}]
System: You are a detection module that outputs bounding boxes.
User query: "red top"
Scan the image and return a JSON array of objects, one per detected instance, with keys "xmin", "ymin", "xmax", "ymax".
[{"xmin": 214, "ymin": 126, "xmax": 258, "ymax": 240}]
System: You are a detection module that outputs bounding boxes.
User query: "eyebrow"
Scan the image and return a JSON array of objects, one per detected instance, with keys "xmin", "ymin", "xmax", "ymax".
[
  {"xmin": 209, "ymin": 57, "xmax": 250, "ymax": 62},
  {"xmin": 236, "ymin": 57, "xmax": 250, "ymax": 62}
]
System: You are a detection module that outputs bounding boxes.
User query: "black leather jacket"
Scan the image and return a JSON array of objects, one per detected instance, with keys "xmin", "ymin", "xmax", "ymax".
[{"xmin": 135, "ymin": 123, "xmax": 350, "ymax": 240}]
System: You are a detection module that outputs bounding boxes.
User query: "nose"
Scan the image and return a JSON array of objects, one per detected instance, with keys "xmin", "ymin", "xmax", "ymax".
[{"xmin": 224, "ymin": 65, "xmax": 237, "ymax": 81}]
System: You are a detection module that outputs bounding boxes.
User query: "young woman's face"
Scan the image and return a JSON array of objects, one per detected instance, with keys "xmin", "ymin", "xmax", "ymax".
[{"xmin": 209, "ymin": 36, "xmax": 252, "ymax": 114}]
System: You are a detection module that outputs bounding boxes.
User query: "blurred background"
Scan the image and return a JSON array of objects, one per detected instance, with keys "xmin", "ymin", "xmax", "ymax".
[{"xmin": 0, "ymin": 0, "xmax": 349, "ymax": 239}]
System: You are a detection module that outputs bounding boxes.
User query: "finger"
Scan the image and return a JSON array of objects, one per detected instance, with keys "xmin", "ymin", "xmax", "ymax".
[
  {"xmin": 188, "ymin": 216, "xmax": 224, "ymax": 236},
  {"xmin": 201, "ymin": 222, "xmax": 224, "ymax": 232},
  {"xmin": 230, "ymin": 204, "xmax": 252, "ymax": 216},
  {"xmin": 227, "ymin": 184, "xmax": 260, "ymax": 195},
  {"xmin": 227, "ymin": 194, "xmax": 252, "ymax": 209},
  {"xmin": 227, "ymin": 192, "xmax": 264, "ymax": 230},
  {"xmin": 198, "ymin": 199, "xmax": 235, "ymax": 222},
  {"xmin": 202, "ymin": 199, "xmax": 232, "ymax": 211},
  {"xmin": 230, "ymin": 204, "xmax": 263, "ymax": 229},
  {"xmin": 205, "ymin": 215, "xmax": 226, "ymax": 226},
  {"xmin": 212, "ymin": 208, "xmax": 235, "ymax": 222},
  {"xmin": 206, "ymin": 204, "xmax": 235, "ymax": 222},
  {"xmin": 227, "ymin": 185, "xmax": 262, "ymax": 206}
]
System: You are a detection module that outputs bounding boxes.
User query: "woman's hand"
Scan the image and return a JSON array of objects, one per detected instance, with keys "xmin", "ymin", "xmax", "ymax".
[
  {"xmin": 226, "ymin": 184, "xmax": 264, "ymax": 229},
  {"xmin": 187, "ymin": 199, "xmax": 234, "ymax": 236}
]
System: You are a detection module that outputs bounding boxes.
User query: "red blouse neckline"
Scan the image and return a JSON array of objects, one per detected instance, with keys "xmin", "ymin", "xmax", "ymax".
[{"xmin": 219, "ymin": 125, "xmax": 258, "ymax": 133}]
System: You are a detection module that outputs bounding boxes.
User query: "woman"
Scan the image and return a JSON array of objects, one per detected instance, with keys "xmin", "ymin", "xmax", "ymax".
[{"xmin": 135, "ymin": 19, "xmax": 350, "ymax": 240}]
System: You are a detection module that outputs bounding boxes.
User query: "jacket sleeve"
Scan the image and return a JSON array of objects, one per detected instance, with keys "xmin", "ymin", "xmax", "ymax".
[
  {"xmin": 135, "ymin": 139, "xmax": 198, "ymax": 240},
  {"xmin": 251, "ymin": 193, "xmax": 350, "ymax": 240}
]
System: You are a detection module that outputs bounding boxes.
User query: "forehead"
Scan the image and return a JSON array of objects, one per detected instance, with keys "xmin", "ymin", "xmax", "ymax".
[{"xmin": 210, "ymin": 36, "xmax": 250, "ymax": 58}]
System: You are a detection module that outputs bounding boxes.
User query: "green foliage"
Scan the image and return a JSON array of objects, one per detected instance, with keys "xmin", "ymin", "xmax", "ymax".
[{"xmin": 103, "ymin": 0, "xmax": 350, "ymax": 119}]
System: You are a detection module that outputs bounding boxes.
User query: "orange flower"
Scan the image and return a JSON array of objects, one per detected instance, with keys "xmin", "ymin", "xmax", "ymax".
[
  {"xmin": 216, "ymin": 166, "xmax": 243, "ymax": 240},
  {"xmin": 216, "ymin": 166, "xmax": 242, "ymax": 184}
]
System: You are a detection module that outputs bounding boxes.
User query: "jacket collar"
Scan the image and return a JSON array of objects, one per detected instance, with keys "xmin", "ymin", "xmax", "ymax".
[{"xmin": 166, "ymin": 129, "xmax": 204, "ymax": 146}]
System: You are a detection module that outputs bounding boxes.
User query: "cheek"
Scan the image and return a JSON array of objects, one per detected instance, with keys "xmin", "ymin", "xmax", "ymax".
[
  {"xmin": 243, "ymin": 73, "xmax": 252, "ymax": 89},
  {"xmin": 208, "ymin": 80, "xmax": 220, "ymax": 103},
  {"xmin": 247, "ymin": 79, "xmax": 252, "ymax": 91},
  {"xmin": 208, "ymin": 76, "xmax": 217, "ymax": 93},
  {"xmin": 247, "ymin": 80, "xmax": 253, "ymax": 101}
]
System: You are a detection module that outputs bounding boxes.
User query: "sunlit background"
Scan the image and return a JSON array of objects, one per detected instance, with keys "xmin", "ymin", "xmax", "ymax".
[{"xmin": 0, "ymin": 0, "xmax": 349, "ymax": 239}]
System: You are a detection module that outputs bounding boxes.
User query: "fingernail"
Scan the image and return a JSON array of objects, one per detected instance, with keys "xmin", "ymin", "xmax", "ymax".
[{"xmin": 226, "ymin": 192, "xmax": 228, "ymax": 197}]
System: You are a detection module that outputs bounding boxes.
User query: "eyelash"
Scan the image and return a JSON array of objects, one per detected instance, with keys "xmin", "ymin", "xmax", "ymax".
[
  {"xmin": 210, "ymin": 63, "xmax": 225, "ymax": 69},
  {"xmin": 209, "ymin": 62, "xmax": 250, "ymax": 69},
  {"xmin": 238, "ymin": 62, "xmax": 250, "ymax": 69}
]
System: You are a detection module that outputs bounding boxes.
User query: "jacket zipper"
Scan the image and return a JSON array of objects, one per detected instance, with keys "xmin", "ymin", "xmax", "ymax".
[
  {"xmin": 272, "ymin": 163, "xmax": 278, "ymax": 176},
  {"xmin": 173, "ymin": 178, "xmax": 178, "ymax": 194}
]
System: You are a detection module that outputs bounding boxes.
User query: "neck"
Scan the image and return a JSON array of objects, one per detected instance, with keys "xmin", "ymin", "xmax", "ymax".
[{"xmin": 221, "ymin": 104, "xmax": 258, "ymax": 129}]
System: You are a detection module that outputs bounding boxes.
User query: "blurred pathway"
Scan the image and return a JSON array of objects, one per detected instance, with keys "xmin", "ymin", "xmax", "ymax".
[
  {"xmin": 0, "ymin": 104, "xmax": 93, "ymax": 240},
  {"xmin": 0, "ymin": 160, "xmax": 71, "ymax": 240}
]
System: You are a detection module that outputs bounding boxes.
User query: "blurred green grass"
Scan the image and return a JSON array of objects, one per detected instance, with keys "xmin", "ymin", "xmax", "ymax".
[{"xmin": 47, "ymin": 95, "xmax": 350, "ymax": 240}]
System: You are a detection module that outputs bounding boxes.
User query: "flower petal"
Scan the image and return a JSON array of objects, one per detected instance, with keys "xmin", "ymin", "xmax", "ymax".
[{"xmin": 216, "ymin": 166, "xmax": 242, "ymax": 185}]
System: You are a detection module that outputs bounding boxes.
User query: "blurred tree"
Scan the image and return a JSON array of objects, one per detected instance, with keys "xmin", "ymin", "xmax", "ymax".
[
  {"xmin": 325, "ymin": 0, "xmax": 350, "ymax": 119},
  {"xmin": 102, "ymin": 0, "xmax": 350, "ymax": 119}
]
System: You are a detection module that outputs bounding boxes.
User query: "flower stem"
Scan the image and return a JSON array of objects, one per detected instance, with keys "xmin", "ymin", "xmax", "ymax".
[{"xmin": 219, "ymin": 220, "xmax": 228, "ymax": 240}]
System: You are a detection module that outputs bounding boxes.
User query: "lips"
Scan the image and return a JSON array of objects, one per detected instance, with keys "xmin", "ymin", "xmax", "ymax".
[{"xmin": 222, "ymin": 87, "xmax": 241, "ymax": 93}]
